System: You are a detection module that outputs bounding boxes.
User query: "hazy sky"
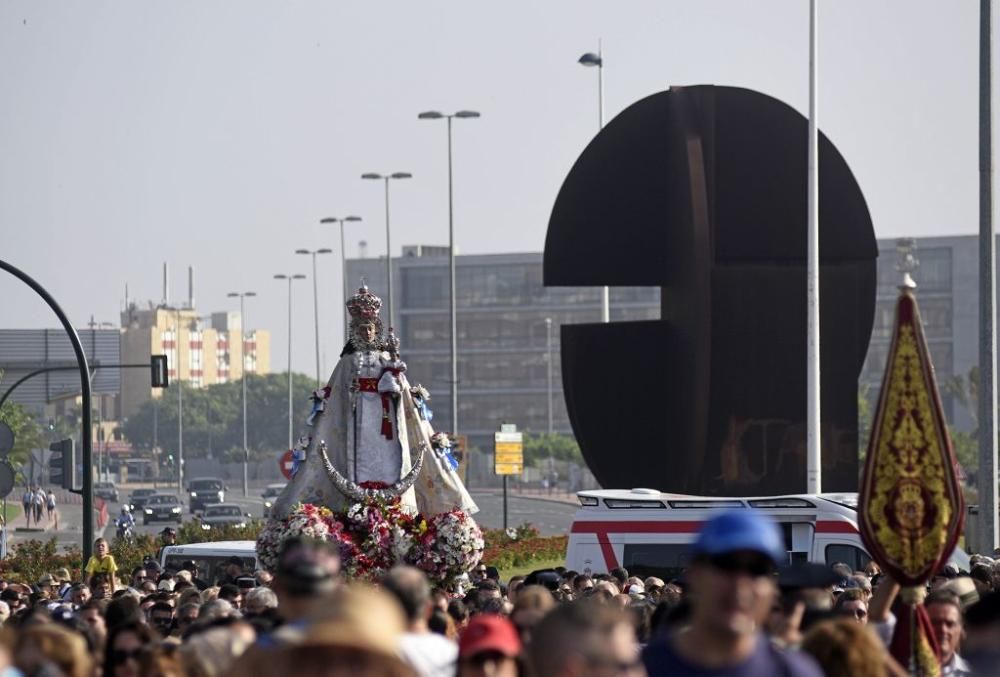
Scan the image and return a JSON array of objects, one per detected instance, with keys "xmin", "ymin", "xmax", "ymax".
[{"xmin": 0, "ymin": 1, "xmax": 985, "ymax": 376}]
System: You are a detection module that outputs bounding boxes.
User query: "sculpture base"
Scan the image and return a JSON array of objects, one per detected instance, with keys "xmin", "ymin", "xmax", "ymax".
[{"xmin": 256, "ymin": 490, "xmax": 483, "ymax": 590}]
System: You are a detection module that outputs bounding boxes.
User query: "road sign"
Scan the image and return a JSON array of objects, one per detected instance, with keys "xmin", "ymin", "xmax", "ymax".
[
  {"xmin": 279, "ymin": 449, "xmax": 295, "ymax": 480},
  {"xmin": 0, "ymin": 423, "xmax": 13, "ymax": 456},
  {"xmin": 0, "ymin": 462, "xmax": 14, "ymax": 499},
  {"xmin": 494, "ymin": 430, "xmax": 524, "ymax": 475}
]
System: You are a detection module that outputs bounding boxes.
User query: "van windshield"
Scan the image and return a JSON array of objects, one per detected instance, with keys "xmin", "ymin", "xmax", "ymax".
[
  {"xmin": 191, "ymin": 480, "xmax": 223, "ymax": 491},
  {"xmin": 163, "ymin": 553, "xmax": 256, "ymax": 585}
]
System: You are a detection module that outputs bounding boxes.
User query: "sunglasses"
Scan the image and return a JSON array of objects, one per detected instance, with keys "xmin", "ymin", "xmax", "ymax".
[
  {"xmin": 706, "ymin": 554, "xmax": 775, "ymax": 578},
  {"xmin": 110, "ymin": 648, "xmax": 143, "ymax": 666}
]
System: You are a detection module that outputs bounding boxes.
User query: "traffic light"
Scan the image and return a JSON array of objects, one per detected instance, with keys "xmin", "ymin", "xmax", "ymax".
[
  {"xmin": 48, "ymin": 439, "xmax": 76, "ymax": 491},
  {"xmin": 151, "ymin": 355, "xmax": 169, "ymax": 388}
]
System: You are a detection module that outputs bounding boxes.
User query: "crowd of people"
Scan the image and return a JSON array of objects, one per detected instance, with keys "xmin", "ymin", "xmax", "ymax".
[
  {"xmin": 19, "ymin": 488, "xmax": 56, "ymax": 529},
  {"xmin": 0, "ymin": 513, "xmax": 998, "ymax": 675}
]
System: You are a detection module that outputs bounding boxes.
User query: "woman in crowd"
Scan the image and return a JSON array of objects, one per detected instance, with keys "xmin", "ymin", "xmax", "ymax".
[{"xmin": 102, "ymin": 621, "xmax": 157, "ymax": 677}]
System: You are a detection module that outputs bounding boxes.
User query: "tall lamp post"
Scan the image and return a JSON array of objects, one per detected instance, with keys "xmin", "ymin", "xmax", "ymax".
[
  {"xmin": 166, "ymin": 307, "xmax": 185, "ymax": 494},
  {"xmin": 226, "ymin": 291, "xmax": 256, "ymax": 497},
  {"xmin": 578, "ymin": 45, "xmax": 610, "ymax": 324},
  {"xmin": 361, "ymin": 172, "xmax": 412, "ymax": 329},
  {"xmin": 295, "ymin": 249, "xmax": 332, "ymax": 385},
  {"xmin": 273, "ymin": 274, "xmax": 307, "ymax": 450},
  {"xmin": 320, "ymin": 216, "xmax": 363, "ymax": 343},
  {"xmin": 418, "ymin": 109, "xmax": 480, "ymax": 439},
  {"xmin": 545, "ymin": 317, "xmax": 554, "ymax": 435}
]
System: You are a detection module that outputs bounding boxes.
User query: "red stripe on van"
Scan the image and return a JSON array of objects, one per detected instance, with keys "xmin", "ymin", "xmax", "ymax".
[
  {"xmin": 571, "ymin": 521, "xmax": 704, "ymax": 534},
  {"xmin": 815, "ymin": 520, "xmax": 858, "ymax": 534}
]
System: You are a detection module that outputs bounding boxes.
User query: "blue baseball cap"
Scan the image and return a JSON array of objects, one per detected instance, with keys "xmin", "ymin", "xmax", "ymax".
[{"xmin": 690, "ymin": 510, "xmax": 785, "ymax": 565}]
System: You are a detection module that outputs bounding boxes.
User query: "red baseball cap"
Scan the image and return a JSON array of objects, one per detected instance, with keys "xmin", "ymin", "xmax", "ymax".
[{"xmin": 459, "ymin": 615, "xmax": 522, "ymax": 659}]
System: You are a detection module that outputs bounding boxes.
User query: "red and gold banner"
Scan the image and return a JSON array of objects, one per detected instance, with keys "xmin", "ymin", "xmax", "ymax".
[
  {"xmin": 859, "ymin": 283, "xmax": 965, "ymax": 675},
  {"xmin": 859, "ymin": 285, "xmax": 964, "ymax": 586}
]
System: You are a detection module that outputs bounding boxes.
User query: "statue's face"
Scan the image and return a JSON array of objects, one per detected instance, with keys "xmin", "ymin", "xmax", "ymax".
[{"xmin": 359, "ymin": 322, "xmax": 377, "ymax": 343}]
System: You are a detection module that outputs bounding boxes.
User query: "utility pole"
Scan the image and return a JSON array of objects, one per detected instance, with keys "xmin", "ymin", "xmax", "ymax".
[
  {"xmin": 979, "ymin": 0, "xmax": 998, "ymax": 552},
  {"xmin": 805, "ymin": 0, "xmax": 822, "ymax": 494}
]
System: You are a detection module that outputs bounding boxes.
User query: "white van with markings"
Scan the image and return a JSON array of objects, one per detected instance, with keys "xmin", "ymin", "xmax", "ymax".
[
  {"xmin": 565, "ymin": 489, "xmax": 970, "ymax": 579},
  {"xmin": 160, "ymin": 541, "xmax": 258, "ymax": 583}
]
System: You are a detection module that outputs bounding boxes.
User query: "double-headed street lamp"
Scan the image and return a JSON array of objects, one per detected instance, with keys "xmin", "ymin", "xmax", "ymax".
[
  {"xmin": 320, "ymin": 216, "xmax": 363, "ymax": 343},
  {"xmin": 226, "ymin": 291, "xmax": 256, "ymax": 497},
  {"xmin": 361, "ymin": 172, "xmax": 412, "ymax": 328},
  {"xmin": 578, "ymin": 45, "xmax": 610, "ymax": 324},
  {"xmin": 418, "ymin": 109, "xmax": 480, "ymax": 440},
  {"xmin": 273, "ymin": 274, "xmax": 307, "ymax": 450},
  {"xmin": 295, "ymin": 248, "xmax": 333, "ymax": 385}
]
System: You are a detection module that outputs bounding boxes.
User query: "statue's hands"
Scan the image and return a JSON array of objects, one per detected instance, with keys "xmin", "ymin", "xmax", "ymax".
[{"xmin": 377, "ymin": 371, "xmax": 402, "ymax": 395}]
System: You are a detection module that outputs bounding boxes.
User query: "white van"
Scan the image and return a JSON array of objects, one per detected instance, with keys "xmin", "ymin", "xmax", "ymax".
[
  {"xmin": 565, "ymin": 489, "xmax": 970, "ymax": 579},
  {"xmin": 160, "ymin": 541, "xmax": 258, "ymax": 583}
]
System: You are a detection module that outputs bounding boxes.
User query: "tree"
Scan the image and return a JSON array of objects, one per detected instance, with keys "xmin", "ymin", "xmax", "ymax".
[
  {"xmin": 0, "ymin": 401, "xmax": 42, "ymax": 468},
  {"xmin": 0, "ymin": 371, "xmax": 43, "ymax": 468},
  {"xmin": 522, "ymin": 433, "xmax": 584, "ymax": 468},
  {"xmin": 121, "ymin": 372, "xmax": 317, "ymax": 460},
  {"xmin": 858, "ymin": 384, "xmax": 873, "ymax": 460},
  {"xmin": 944, "ymin": 365, "xmax": 979, "ymax": 431}
]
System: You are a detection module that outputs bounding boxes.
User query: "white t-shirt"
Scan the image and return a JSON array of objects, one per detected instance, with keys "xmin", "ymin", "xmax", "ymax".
[{"xmin": 398, "ymin": 632, "xmax": 457, "ymax": 677}]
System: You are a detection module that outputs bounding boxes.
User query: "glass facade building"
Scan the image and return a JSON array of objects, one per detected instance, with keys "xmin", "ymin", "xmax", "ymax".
[
  {"xmin": 346, "ymin": 251, "xmax": 660, "ymax": 453},
  {"xmin": 862, "ymin": 235, "xmax": 1000, "ymax": 433}
]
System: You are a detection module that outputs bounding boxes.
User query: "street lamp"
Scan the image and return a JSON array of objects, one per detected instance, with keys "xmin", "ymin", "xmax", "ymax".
[
  {"xmin": 320, "ymin": 216, "xmax": 363, "ymax": 343},
  {"xmin": 545, "ymin": 317, "xmax": 554, "ymax": 434},
  {"xmin": 161, "ymin": 306, "xmax": 185, "ymax": 494},
  {"xmin": 226, "ymin": 291, "xmax": 256, "ymax": 497},
  {"xmin": 295, "ymin": 248, "xmax": 333, "ymax": 385},
  {"xmin": 274, "ymin": 274, "xmax": 307, "ymax": 450},
  {"xmin": 361, "ymin": 172, "xmax": 412, "ymax": 328},
  {"xmin": 418, "ymin": 109, "xmax": 480, "ymax": 441},
  {"xmin": 578, "ymin": 44, "xmax": 610, "ymax": 324}
]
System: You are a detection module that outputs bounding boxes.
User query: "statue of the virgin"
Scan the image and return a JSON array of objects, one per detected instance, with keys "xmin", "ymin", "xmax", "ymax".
[{"xmin": 270, "ymin": 284, "xmax": 478, "ymax": 518}]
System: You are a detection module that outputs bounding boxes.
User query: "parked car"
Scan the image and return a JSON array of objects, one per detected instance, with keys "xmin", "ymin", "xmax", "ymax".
[
  {"xmin": 197, "ymin": 503, "xmax": 250, "ymax": 530},
  {"xmin": 142, "ymin": 494, "xmax": 183, "ymax": 525},
  {"xmin": 127, "ymin": 488, "xmax": 157, "ymax": 512},
  {"xmin": 187, "ymin": 478, "xmax": 226, "ymax": 513},
  {"xmin": 261, "ymin": 483, "xmax": 286, "ymax": 518},
  {"xmin": 94, "ymin": 482, "xmax": 119, "ymax": 502}
]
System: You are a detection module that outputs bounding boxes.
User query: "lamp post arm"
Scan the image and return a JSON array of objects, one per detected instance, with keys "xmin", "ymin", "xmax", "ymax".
[{"xmin": 0, "ymin": 259, "xmax": 95, "ymax": 562}]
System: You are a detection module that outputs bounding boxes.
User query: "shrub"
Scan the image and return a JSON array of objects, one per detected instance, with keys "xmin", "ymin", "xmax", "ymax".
[
  {"xmin": 481, "ymin": 524, "xmax": 566, "ymax": 571},
  {"xmin": 0, "ymin": 538, "xmax": 83, "ymax": 584}
]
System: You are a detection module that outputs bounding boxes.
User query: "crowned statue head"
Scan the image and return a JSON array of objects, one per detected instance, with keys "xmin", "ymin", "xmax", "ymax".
[{"xmin": 346, "ymin": 284, "xmax": 384, "ymax": 351}]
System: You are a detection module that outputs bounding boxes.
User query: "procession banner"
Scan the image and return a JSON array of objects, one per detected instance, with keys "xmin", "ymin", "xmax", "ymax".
[{"xmin": 858, "ymin": 281, "xmax": 964, "ymax": 674}]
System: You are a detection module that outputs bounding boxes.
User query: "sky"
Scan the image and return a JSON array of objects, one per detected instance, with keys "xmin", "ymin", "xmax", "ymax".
[{"xmin": 0, "ymin": 1, "xmax": 986, "ymax": 377}]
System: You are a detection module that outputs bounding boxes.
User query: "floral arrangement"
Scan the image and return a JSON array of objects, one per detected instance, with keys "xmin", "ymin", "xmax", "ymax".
[{"xmin": 256, "ymin": 487, "xmax": 483, "ymax": 588}]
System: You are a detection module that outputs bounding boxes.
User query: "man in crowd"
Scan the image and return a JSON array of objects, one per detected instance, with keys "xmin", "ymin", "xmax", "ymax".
[
  {"xmin": 926, "ymin": 589, "xmax": 972, "ymax": 676},
  {"xmin": 383, "ymin": 565, "xmax": 458, "ymax": 677},
  {"xmin": 148, "ymin": 601, "xmax": 175, "ymax": 637},
  {"xmin": 527, "ymin": 599, "xmax": 643, "ymax": 676},
  {"xmin": 156, "ymin": 526, "xmax": 177, "ymax": 560},
  {"xmin": 217, "ymin": 556, "xmax": 245, "ymax": 586},
  {"xmin": 642, "ymin": 510, "xmax": 823, "ymax": 676}
]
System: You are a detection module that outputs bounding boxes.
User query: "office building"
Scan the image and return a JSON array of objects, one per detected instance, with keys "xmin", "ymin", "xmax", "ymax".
[
  {"xmin": 119, "ymin": 304, "xmax": 271, "ymax": 418},
  {"xmin": 346, "ymin": 249, "xmax": 660, "ymax": 454}
]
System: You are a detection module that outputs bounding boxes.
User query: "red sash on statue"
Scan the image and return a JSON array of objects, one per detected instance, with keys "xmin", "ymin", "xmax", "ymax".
[{"xmin": 357, "ymin": 377, "xmax": 394, "ymax": 440}]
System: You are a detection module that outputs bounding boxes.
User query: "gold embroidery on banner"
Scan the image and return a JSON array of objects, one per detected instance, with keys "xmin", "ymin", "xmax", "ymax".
[{"xmin": 866, "ymin": 323, "xmax": 952, "ymax": 577}]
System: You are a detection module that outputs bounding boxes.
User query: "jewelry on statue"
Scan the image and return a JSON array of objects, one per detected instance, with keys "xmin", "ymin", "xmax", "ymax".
[{"xmin": 318, "ymin": 439, "xmax": 426, "ymax": 502}]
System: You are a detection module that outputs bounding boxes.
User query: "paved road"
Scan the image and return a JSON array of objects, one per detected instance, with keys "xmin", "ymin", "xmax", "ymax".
[
  {"xmin": 468, "ymin": 491, "xmax": 577, "ymax": 536},
  {"xmin": 5, "ymin": 483, "xmax": 580, "ymax": 548}
]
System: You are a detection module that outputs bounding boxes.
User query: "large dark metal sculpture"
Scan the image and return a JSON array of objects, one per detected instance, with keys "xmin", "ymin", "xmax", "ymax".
[{"xmin": 544, "ymin": 85, "xmax": 877, "ymax": 495}]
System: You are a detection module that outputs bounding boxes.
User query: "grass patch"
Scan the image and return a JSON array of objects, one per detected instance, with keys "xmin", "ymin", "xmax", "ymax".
[
  {"xmin": 1, "ymin": 504, "xmax": 22, "ymax": 525},
  {"xmin": 498, "ymin": 557, "xmax": 565, "ymax": 582}
]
